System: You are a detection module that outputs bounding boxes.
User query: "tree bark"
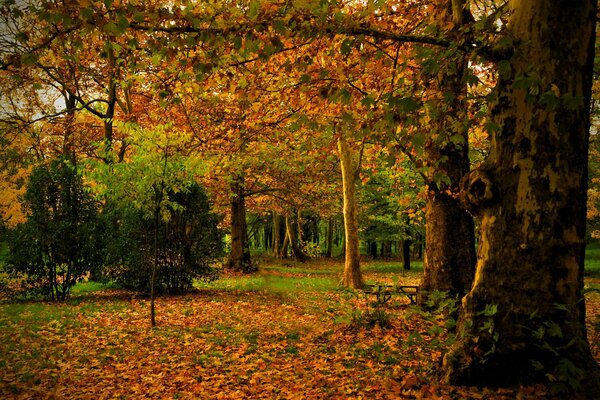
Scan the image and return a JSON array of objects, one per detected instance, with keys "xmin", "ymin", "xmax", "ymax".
[
  {"xmin": 338, "ymin": 133, "xmax": 364, "ymax": 289},
  {"xmin": 227, "ymin": 175, "xmax": 254, "ymax": 272},
  {"xmin": 280, "ymin": 230, "xmax": 289, "ymax": 259},
  {"xmin": 272, "ymin": 212, "xmax": 281, "ymax": 257},
  {"xmin": 443, "ymin": 0, "xmax": 600, "ymax": 392},
  {"xmin": 419, "ymin": 0, "xmax": 475, "ymax": 302},
  {"xmin": 326, "ymin": 217, "xmax": 334, "ymax": 258},
  {"xmin": 402, "ymin": 239, "xmax": 411, "ymax": 271},
  {"xmin": 285, "ymin": 213, "xmax": 308, "ymax": 262}
]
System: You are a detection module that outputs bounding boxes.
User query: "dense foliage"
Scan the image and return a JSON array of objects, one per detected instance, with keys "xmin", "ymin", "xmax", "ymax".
[
  {"xmin": 104, "ymin": 183, "xmax": 223, "ymax": 294},
  {"xmin": 6, "ymin": 158, "xmax": 104, "ymax": 300}
]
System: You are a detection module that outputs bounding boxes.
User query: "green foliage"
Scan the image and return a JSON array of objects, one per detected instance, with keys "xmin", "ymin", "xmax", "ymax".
[
  {"xmin": 527, "ymin": 316, "xmax": 586, "ymax": 395},
  {"xmin": 583, "ymin": 244, "xmax": 600, "ymax": 277},
  {"xmin": 360, "ymin": 157, "xmax": 425, "ymax": 249},
  {"xmin": 88, "ymin": 123, "xmax": 223, "ymax": 294},
  {"xmin": 403, "ymin": 291, "xmax": 459, "ymax": 352},
  {"xmin": 5, "ymin": 158, "xmax": 104, "ymax": 301},
  {"xmin": 104, "ymin": 183, "xmax": 224, "ymax": 294},
  {"xmin": 348, "ymin": 306, "xmax": 391, "ymax": 330}
]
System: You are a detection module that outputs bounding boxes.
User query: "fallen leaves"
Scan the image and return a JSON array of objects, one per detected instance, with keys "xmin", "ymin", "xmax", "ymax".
[{"xmin": 1, "ymin": 265, "xmax": 598, "ymax": 399}]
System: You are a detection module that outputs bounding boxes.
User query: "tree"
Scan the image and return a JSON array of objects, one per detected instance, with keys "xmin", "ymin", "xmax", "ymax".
[
  {"xmin": 227, "ymin": 174, "xmax": 254, "ymax": 272},
  {"xmin": 444, "ymin": 0, "xmax": 600, "ymax": 393},
  {"xmin": 91, "ymin": 123, "xmax": 210, "ymax": 325},
  {"xmin": 417, "ymin": 0, "xmax": 476, "ymax": 302},
  {"xmin": 104, "ymin": 183, "xmax": 223, "ymax": 295},
  {"xmin": 360, "ymin": 150, "xmax": 426, "ymax": 265},
  {"xmin": 6, "ymin": 158, "xmax": 104, "ymax": 301},
  {"xmin": 338, "ymin": 127, "xmax": 364, "ymax": 289}
]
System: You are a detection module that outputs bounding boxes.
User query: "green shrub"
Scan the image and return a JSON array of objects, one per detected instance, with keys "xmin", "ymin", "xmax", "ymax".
[
  {"xmin": 104, "ymin": 183, "xmax": 223, "ymax": 294},
  {"xmin": 5, "ymin": 158, "xmax": 105, "ymax": 301}
]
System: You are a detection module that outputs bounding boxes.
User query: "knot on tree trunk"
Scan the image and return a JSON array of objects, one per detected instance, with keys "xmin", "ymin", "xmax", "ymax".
[{"xmin": 459, "ymin": 169, "xmax": 497, "ymax": 214}]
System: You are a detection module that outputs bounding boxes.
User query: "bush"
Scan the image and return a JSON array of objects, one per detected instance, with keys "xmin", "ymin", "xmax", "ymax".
[
  {"xmin": 6, "ymin": 158, "xmax": 105, "ymax": 301},
  {"xmin": 104, "ymin": 183, "xmax": 223, "ymax": 294}
]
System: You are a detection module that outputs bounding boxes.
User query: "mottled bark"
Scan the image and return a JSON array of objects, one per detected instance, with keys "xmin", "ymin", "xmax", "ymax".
[
  {"xmin": 227, "ymin": 176, "xmax": 254, "ymax": 273},
  {"xmin": 444, "ymin": 0, "xmax": 599, "ymax": 393},
  {"xmin": 421, "ymin": 191, "xmax": 475, "ymax": 297},
  {"xmin": 338, "ymin": 134, "xmax": 364, "ymax": 289},
  {"xmin": 419, "ymin": 0, "xmax": 475, "ymax": 302}
]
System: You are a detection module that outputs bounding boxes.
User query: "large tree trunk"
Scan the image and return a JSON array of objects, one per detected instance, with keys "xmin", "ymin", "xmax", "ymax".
[
  {"xmin": 419, "ymin": 0, "xmax": 475, "ymax": 302},
  {"xmin": 421, "ymin": 192, "xmax": 475, "ymax": 297},
  {"xmin": 338, "ymin": 133, "xmax": 364, "ymax": 289},
  {"xmin": 443, "ymin": 0, "xmax": 599, "ymax": 393},
  {"xmin": 227, "ymin": 175, "xmax": 254, "ymax": 273}
]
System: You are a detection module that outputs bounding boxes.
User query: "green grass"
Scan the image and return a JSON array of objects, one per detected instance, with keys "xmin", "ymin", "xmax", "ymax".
[
  {"xmin": 195, "ymin": 274, "xmax": 338, "ymax": 293},
  {"xmin": 70, "ymin": 281, "xmax": 119, "ymax": 296},
  {"xmin": 261, "ymin": 264, "xmax": 338, "ymax": 275},
  {"xmin": 585, "ymin": 242, "xmax": 600, "ymax": 277},
  {"xmin": 195, "ymin": 258, "xmax": 425, "ymax": 296},
  {"xmin": 0, "ymin": 298, "xmax": 127, "ymax": 331},
  {"xmin": 362, "ymin": 260, "xmax": 423, "ymax": 274}
]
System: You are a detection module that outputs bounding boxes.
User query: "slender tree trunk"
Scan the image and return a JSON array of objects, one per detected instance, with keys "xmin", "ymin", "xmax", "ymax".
[
  {"xmin": 264, "ymin": 219, "xmax": 272, "ymax": 250},
  {"xmin": 419, "ymin": 0, "xmax": 475, "ymax": 302},
  {"xmin": 326, "ymin": 217, "xmax": 334, "ymax": 258},
  {"xmin": 372, "ymin": 242, "xmax": 378, "ymax": 259},
  {"xmin": 273, "ymin": 212, "xmax": 283, "ymax": 257},
  {"xmin": 62, "ymin": 93, "xmax": 77, "ymax": 162},
  {"xmin": 281, "ymin": 231, "xmax": 289, "ymax": 259},
  {"xmin": 444, "ymin": 1, "xmax": 599, "ymax": 392},
  {"xmin": 338, "ymin": 133, "xmax": 364, "ymax": 289},
  {"xmin": 151, "ymin": 198, "xmax": 159, "ymax": 327},
  {"xmin": 402, "ymin": 239, "xmax": 411, "ymax": 271},
  {"xmin": 227, "ymin": 175, "xmax": 254, "ymax": 272},
  {"xmin": 285, "ymin": 213, "xmax": 308, "ymax": 262},
  {"xmin": 296, "ymin": 210, "xmax": 303, "ymax": 244}
]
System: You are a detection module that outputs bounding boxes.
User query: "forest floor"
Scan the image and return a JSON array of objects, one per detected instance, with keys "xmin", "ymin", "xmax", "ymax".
[{"xmin": 0, "ymin": 259, "xmax": 599, "ymax": 399}]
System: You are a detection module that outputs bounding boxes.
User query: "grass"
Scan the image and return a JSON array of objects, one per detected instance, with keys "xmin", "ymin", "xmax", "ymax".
[
  {"xmin": 196, "ymin": 258, "xmax": 424, "ymax": 294},
  {"xmin": 585, "ymin": 242, "xmax": 600, "ymax": 277},
  {"xmin": 69, "ymin": 280, "xmax": 120, "ymax": 296}
]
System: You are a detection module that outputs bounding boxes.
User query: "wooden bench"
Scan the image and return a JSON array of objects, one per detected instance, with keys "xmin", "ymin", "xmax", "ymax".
[{"xmin": 363, "ymin": 284, "xmax": 419, "ymax": 305}]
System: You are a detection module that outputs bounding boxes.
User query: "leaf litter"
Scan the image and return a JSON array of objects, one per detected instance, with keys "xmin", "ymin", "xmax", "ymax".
[{"xmin": 0, "ymin": 263, "xmax": 598, "ymax": 399}]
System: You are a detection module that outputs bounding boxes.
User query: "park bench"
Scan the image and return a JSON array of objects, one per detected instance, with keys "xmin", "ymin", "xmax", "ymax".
[{"xmin": 363, "ymin": 284, "xmax": 419, "ymax": 305}]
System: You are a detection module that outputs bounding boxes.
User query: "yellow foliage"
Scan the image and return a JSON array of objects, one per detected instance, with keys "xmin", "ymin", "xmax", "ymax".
[
  {"xmin": 0, "ymin": 167, "xmax": 30, "ymax": 227},
  {"xmin": 588, "ymin": 188, "xmax": 600, "ymax": 220}
]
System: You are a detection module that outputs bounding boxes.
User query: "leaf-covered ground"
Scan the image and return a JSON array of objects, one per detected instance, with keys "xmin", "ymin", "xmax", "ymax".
[{"xmin": 1, "ymin": 260, "xmax": 599, "ymax": 399}]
